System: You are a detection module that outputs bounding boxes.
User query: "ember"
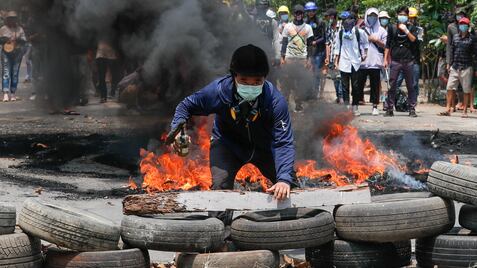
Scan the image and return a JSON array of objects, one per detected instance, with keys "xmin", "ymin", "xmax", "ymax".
[{"xmin": 138, "ymin": 119, "xmax": 428, "ymax": 192}]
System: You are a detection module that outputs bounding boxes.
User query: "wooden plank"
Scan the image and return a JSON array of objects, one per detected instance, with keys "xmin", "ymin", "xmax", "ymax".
[{"xmin": 123, "ymin": 185, "xmax": 371, "ymax": 215}]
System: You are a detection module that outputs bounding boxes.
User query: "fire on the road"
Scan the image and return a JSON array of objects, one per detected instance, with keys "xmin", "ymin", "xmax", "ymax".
[{"xmin": 137, "ymin": 119, "xmax": 425, "ymax": 192}]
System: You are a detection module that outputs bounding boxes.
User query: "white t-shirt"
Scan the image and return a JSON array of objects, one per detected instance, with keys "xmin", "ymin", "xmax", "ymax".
[{"xmin": 282, "ymin": 22, "xmax": 313, "ymax": 59}]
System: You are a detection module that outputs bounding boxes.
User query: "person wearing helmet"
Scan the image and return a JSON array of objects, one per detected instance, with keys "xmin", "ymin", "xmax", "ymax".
[
  {"xmin": 383, "ymin": 6, "xmax": 419, "ymax": 117},
  {"xmin": 272, "ymin": 6, "xmax": 290, "ymax": 66},
  {"xmin": 304, "ymin": 2, "xmax": 327, "ymax": 100},
  {"xmin": 0, "ymin": 11, "xmax": 26, "ymax": 102},
  {"xmin": 324, "ymin": 8, "xmax": 343, "ymax": 103},
  {"xmin": 356, "ymin": 7, "xmax": 387, "ymax": 116},
  {"xmin": 167, "ymin": 44, "xmax": 296, "ymax": 200},
  {"xmin": 440, "ymin": 17, "xmax": 477, "ymax": 118},
  {"xmin": 395, "ymin": 7, "xmax": 423, "ymax": 106},
  {"xmin": 280, "ymin": 4, "xmax": 314, "ymax": 112},
  {"xmin": 253, "ymin": 0, "xmax": 275, "ymax": 41},
  {"xmin": 333, "ymin": 11, "xmax": 369, "ymax": 115}
]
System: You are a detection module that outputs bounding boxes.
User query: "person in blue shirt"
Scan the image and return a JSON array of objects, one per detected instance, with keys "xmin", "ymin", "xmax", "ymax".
[{"xmin": 167, "ymin": 44, "xmax": 296, "ymax": 200}]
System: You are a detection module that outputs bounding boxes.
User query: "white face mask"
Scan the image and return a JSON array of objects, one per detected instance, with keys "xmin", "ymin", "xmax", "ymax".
[{"xmin": 236, "ymin": 81, "xmax": 263, "ymax": 101}]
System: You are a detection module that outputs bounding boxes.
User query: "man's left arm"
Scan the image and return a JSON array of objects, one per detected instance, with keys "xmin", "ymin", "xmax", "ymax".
[{"xmin": 266, "ymin": 93, "xmax": 296, "ymax": 200}]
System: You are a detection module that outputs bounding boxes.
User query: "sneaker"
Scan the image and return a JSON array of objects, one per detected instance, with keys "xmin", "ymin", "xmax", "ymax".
[
  {"xmin": 409, "ymin": 110, "xmax": 417, "ymax": 117},
  {"xmin": 2, "ymin": 93, "xmax": 9, "ymax": 102},
  {"xmin": 352, "ymin": 105, "xmax": 360, "ymax": 116},
  {"xmin": 384, "ymin": 110, "xmax": 394, "ymax": 117},
  {"xmin": 372, "ymin": 107, "xmax": 379, "ymax": 116},
  {"xmin": 10, "ymin": 94, "xmax": 16, "ymax": 101},
  {"xmin": 29, "ymin": 94, "xmax": 36, "ymax": 101}
]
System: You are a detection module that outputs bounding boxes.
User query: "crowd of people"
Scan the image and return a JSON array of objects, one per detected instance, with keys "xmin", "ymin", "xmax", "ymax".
[{"xmin": 252, "ymin": 0, "xmax": 476, "ymax": 118}]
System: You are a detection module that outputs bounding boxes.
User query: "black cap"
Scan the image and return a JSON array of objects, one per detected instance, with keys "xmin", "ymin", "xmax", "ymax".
[
  {"xmin": 325, "ymin": 8, "xmax": 337, "ymax": 17},
  {"xmin": 230, "ymin": 44, "xmax": 269, "ymax": 77},
  {"xmin": 294, "ymin": 4, "xmax": 304, "ymax": 13}
]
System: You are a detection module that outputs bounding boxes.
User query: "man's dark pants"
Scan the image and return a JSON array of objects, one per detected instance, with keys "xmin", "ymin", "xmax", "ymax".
[
  {"xmin": 340, "ymin": 67, "xmax": 361, "ymax": 105},
  {"xmin": 386, "ymin": 60, "xmax": 417, "ymax": 110},
  {"xmin": 357, "ymin": 68, "xmax": 381, "ymax": 105}
]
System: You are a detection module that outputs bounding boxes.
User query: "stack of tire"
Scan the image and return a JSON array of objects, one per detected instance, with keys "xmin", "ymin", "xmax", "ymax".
[
  {"xmin": 416, "ymin": 161, "xmax": 477, "ymax": 267},
  {"xmin": 120, "ymin": 213, "xmax": 280, "ymax": 268},
  {"xmin": 17, "ymin": 198, "xmax": 150, "ymax": 268},
  {"xmin": 0, "ymin": 203, "xmax": 42, "ymax": 267}
]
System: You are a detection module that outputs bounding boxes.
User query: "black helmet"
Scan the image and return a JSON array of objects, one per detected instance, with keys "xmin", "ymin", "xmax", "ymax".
[
  {"xmin": 230, "ymin": 44, "xmax": 269, "ymax": 77},
  {"xmin": 294, "ymin": 4, "xmax": 305, "ymax": 13},
  {"xmin": 256, "ymin": 0, "xmax": 270, "ymax": 7}
]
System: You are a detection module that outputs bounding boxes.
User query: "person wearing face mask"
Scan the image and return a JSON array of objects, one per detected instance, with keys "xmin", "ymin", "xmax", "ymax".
[
  {"xmin": 272, "ymin": 6, "xmax": 290, "ymax": 67},
  {"xmin": 446, "ymin": 8, "xmax": 468, "ymax": 111},
  {"xmin": 383, "ymin": 6, "xmax": 419, "ymax": 117},
  {"xmin": 324, "ymin": 8, "xmax": 343, "ymax": 104},
  {"xmin": 357, "ymin": 8, "xmax": 387, "ymax": 116},
  {"xmin": 439, "ymin": 17, "xmax": 477, "ymax": 118},
  {"xmin": 167, "ymin": 44, "xmax": 296, "ymax": 201},
  {"xmin": 379, "ymin": 11, "xmax": 390, "ymax": 30},
  {"xmin": 333, "ymin": 11, "xmax": 369, "ymax": 115},
  {"xmin": 280, "ymin": 4, "xmax": 314, "ymax": 112}
]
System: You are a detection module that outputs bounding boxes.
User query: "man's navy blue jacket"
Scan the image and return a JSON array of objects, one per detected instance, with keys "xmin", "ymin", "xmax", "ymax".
[{"xmin": 171, "ymin": 75, "xmax": 295, "ymax": 184}]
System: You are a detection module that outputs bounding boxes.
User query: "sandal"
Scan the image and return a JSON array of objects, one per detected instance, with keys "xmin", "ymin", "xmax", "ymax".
[
  {"xmin": 438, "ymin": 111, "xmax": 451, "ymax": 116},
  {"xmin": 462, "ymin": 113, "xmax": 469, "ymax": 118}
]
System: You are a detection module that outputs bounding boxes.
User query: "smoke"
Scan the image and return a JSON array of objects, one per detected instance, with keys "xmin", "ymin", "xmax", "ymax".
[
  {"xmin": 398, "ymin": 132, "xmax": 445, "ymax": 167},
  {"xmin": 26, "ymin": 0, "xmax": 273, "ymax": 111},
  {"xmin": 387, "ymin": 167, "xmax": 428, "ymax": 190}
]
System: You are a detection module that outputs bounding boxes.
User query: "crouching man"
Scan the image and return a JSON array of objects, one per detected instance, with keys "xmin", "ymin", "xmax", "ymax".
[{"xmin": 166, "ymin": 44, "xmax": 296, "ymax": 200}]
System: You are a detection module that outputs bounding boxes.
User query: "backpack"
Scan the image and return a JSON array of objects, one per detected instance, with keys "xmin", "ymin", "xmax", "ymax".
[{"xmin": 339, "ymin": 26, "xmax": 362, "ymax": 58}]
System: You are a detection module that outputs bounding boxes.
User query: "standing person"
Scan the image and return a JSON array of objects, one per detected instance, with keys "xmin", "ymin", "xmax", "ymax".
[
  {"xmin": 334, "ymin": 11, "xmax": 369, "ymax": 116},
  {"xmin": 272, "ymin": 5, "xmax": 289, "ymax": 67},
  {"xmin": 383, "ymin": 6, "xmax": 419, "ymax": 117},
  {"xmin": 0, "ymin": 11, "xmax": 26, "ymax": 102},
  {"xmin": 280, "ymin": 4, "xmax": 314, "ymax": 112},
  {"xmin": 96, "ymin": 40, "xmax": 121, "ymax": 103},
  {"xmin": 167, "ymin": 44, "xmax": 296, "ymax": 200},
  {"xmin": 324, "ymin": 8, "xmax": 343, "ymax": 103},
  {"xmin": 439, "ymin": 17, "xmax": 477, "ymax": 117},
  {"xmin": 253, "ymin": 0, "xmax": 275, "ymax": 41},
  {"xmin": 379, "ymin": 11, "xmax": 391, "ymax": 106},
  {"xmin": 357, "ymin": 8, "xmax": 387, "ymax": 116},
  {"xmin": 305, "ymin": 2, "xmax": 327, "ymax": 100}
]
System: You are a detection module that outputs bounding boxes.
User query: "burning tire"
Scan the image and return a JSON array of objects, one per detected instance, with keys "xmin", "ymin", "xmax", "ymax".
[
  {"xmin": 0, "ymin": 203, "xmax": 16, "ymax": 235},
  {"xmin": 335, "ymin": 194, "xmax": 454, "ymax": 243},
  {"xmin": 459, "ymin": 204, "xmax": 477, "ymax": 232},
  {"xmin": 18, "ymin": 199, "xmax": 120, "ymax": 251},
  {"xmin": 230, "ymin": 208, "xmax": 335, "ymax": 250},
  {"xmin": 175, "ymin": 250, "xmax": 279, "ymax": 268},
  {"xmin": 428, "ymin": 161, "xmax": 477, "ymax": 205},
  {"xmin": 44, "ymin": 248, "xmax": 149, "ymax": 268},
  {"xmin": 0, "ymin": 231, "xmax": 42, "ymax": 267},
  {"xmin": 416, "ymin": 228, "xmax": 477, "ymax": 268},
  {"xmin": 121, "ymin": 215, "xmax": 225, "ymax": 252},
  {"xmin": 305, "ymin": 239, "xmax": 411, "ymax": 268}
]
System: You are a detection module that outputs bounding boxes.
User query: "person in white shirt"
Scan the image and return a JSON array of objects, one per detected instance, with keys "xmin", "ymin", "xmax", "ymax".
[{"xmin": 334, "ymin": 11, "xmax": 369, "ymax": 115}]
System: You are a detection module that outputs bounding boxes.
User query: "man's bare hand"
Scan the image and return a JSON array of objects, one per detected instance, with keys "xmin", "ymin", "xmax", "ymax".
[{"xmin": 266, "ymin": 182, "xmax": 290, "ymax": 200}]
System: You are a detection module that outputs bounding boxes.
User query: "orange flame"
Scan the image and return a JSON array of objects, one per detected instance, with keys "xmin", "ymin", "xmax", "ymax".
[{"xmin": 128, "ymin": 177, "xmax": 138, "ymax": 190}]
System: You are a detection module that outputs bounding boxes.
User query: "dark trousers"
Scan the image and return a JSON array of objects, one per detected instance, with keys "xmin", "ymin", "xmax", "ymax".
[
  {"xmin": 96, "ymin": 58, "xmax": 121, "ymax": 99},
  {"xmin": 209, "ymin": 139, "xmax": 277, "ymax": 190},
  {"xmin": 357, "ymin": 68, "xmax": 381, "ymax": 105},
  {"xmin": 386, "ymin": 60, "xmax": 416, "ymax": 110},
  {"xmin": 340, "ymin": 67, "xmax": 360, "ymax": 105}
]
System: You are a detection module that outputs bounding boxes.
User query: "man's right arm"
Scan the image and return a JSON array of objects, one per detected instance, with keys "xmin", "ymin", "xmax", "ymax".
[{"xmin": 446, "ymin": 25, "xmax": 453, "ymax": 66}]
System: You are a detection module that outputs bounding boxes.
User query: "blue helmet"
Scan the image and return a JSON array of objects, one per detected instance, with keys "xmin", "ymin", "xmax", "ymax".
[
  {"xmin": 339, "ymin": 11, "xmax": 351, "ymax": 19},
  {"xmin": 304, "ymin": 2, "xmax": 318, "ymax": 11}
]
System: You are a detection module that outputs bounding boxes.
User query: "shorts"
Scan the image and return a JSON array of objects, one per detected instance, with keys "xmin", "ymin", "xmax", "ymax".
[{"xmin": 447, "ymin": 66, "xmax": 473, "ymax": 93}]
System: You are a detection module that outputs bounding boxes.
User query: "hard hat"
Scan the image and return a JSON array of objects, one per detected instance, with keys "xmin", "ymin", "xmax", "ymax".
[
  {"xmin": 340, "ymin": 11, "xmax": 351, "ymax": 20},
  {"xmin": 277, "ymin": 6, "xmax": 290, "ymax": 14},
  {"xmin": 304, "ymin": 2, "xmax": 318, "ymax": 11},
  {"xmin": 266, "ymin": 9, "xmax": 276, "ymax": 19},
  {"xmin": 6, "ymin": 11, "xmax": 17, "ymax": 18},
  {"xmin": 293, "ymin": 4, "xmax": 305, "ymax": 13},
  {"xmin": 409, "ymin": 7, "xmax": 418, "ymax": 18},
  {"xmin": 230, "ymin": 44, "xmax": 269, "ymax": 77},
  {"xmin": 256, "ymin": 0, "xmax": 270, "ymax": 6},
  {"xmin": 378, "ymin": 11, "xmax": 390, "ymax": 19}
]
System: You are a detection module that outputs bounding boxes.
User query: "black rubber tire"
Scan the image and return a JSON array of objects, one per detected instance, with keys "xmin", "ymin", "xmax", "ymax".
[
  {"xmin": 306, "ymin": 239, "xmax": 411, "ymax": 268},
  {"xmin": 18, "ymin": 198, "xmax": 120, "ymax": 251},
  {"xmin": 416, "ymin": 228, "xmax": 477, "ymax": 268},
  {"xmin": 121, "ymin": 215, "xmax": 225, "ymax": 252},
  {"xmin": 44, "ymin": 248, "xmax": 149, "ymax": 268},
  {"xmin": 335, "ymin": 196, "xmax": 454, "ymax": 243},
  {"xmin": 428, "ymin": 161, "xmax": 477, "ymax": 205},
  {"xmin": 230, "ymin": 208, "xmax": 335, "ymax": 250},
  {"xmin": 0, "ymin": 231, "xmax": 42, "ymax": 267},
  {"xmin": 371, "ymin": 192, "xmax": 433, "ymax": 203},
  {"xmin": 459, "ymin": 204, "xmax": 477, "ymax": 232},
  {"xmin": 0, "ymin": 203, "xmax": 16, "ymax": 235},
  {"xmin": 175, "ymin": 250, "xmax": 279, "ymax": 268}
]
